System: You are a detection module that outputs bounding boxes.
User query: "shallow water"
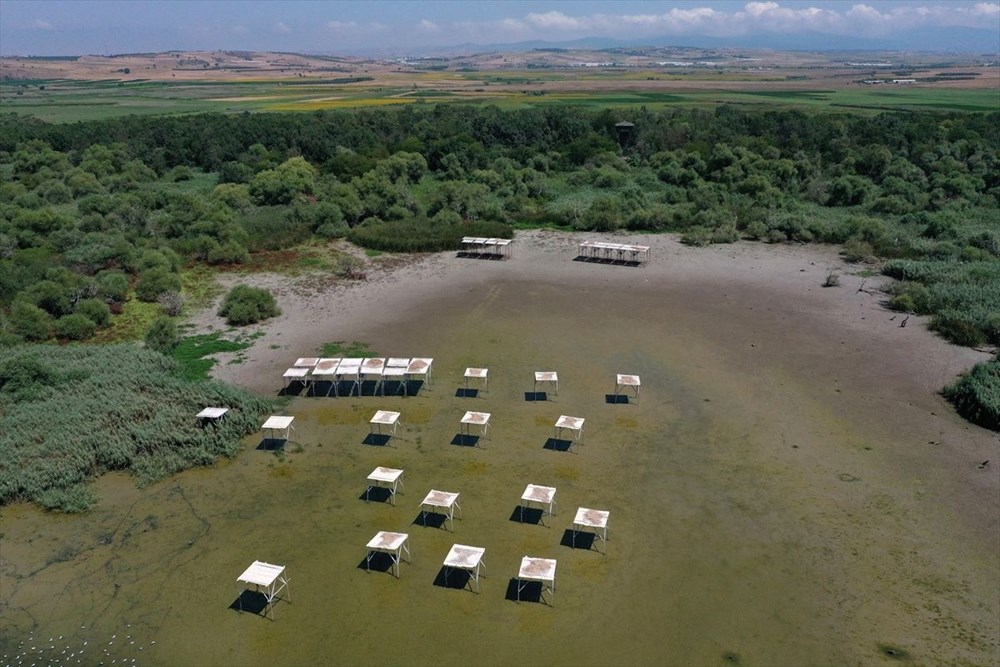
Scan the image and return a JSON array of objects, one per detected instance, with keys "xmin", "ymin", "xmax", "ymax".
[{"xmin": 2, "ymin": 261, "xmax": 998, "ymax": 667}]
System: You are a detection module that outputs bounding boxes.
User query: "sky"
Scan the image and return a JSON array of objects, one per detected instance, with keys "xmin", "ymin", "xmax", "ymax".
[{"xmin": 1, "ymin": 0, "xmax": 998, "ymax": 56}]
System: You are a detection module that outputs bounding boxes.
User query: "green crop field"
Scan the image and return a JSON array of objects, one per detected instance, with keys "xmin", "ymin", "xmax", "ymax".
[{"xmin": 2, "ymin": 72, "xmax": 997, "ymax": 123}]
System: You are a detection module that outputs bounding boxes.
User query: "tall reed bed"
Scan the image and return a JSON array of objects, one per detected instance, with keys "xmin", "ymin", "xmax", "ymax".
[{"xmin": 0, "ymin": 344, "xmax": 272, "ymax": 512}]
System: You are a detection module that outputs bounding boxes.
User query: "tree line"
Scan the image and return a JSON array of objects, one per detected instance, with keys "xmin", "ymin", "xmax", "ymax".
[{"xmin": 0, "ymin": 105, "xmax": 997, "ymax": 352}]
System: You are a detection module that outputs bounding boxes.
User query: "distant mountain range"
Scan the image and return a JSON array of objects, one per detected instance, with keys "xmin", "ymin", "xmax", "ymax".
[{"xmin": 373, "ymin": 26, "xmax": 999, "ymax": 59}]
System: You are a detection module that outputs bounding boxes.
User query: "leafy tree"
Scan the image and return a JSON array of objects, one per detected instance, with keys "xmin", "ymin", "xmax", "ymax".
[
  {"xmin": 218, "ymin": 284, "xmax": 280, "ymax": 326},
  {"xmin": 22, "ymin": 280, "xmax": 73, "ymax": 316},
  {"xmin": 827, "ymin": 175, "xmax": 874, "ymax": 207},
  {"xmin": 249, "ymin": 156, "xmax": 317, "ymax": 205}
]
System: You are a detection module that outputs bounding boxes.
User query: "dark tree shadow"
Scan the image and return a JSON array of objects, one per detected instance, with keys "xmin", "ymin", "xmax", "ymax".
[
  {"xmin": 433, "ymin": 566, "xmax": 472, "ymax": 590},
  {"xmin": 451, "ymin": 433, "xmax": 481, "ymax": 447},
  {"xmin": 509, "ymin": 506, "xmax": 546, "ymax": 525},
  {"xmin": 362, "ymin": 433, "xmax": 392, "ymax": 446},
  {"xmin": 560, "ymin": 529, "xmax": 597, "ymax": 550},
  {"xmin": 543, "ymin": 438, "xmax": 574, "ymax": 452}
]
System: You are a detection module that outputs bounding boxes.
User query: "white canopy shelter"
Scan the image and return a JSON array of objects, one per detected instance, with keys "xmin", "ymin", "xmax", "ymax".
[
  {"xmin": 293, "ymin": 357, "xmax": 320, "ymax": 368},
  {"xmin": 283, "ymin": 367, "xmax": 311, "ymax": 390},
  {"xmin": 365, "ymin": 531, "xmax": 411, "ymax": 578},
  {"xmin": 420, "ymin": 489, "xmax": 462, "ymax": 531},
  {"xmin": 461, "ymin": 236, "xmax": 512, "ymax": 259},
  {"xmin": 572, "ymin": 507, "xmax": 610, "ymax": 553},
  {"xmin": 534, "ymin": 371, "xmax": 558, "ymax": 396},
  {"xmin": 370, "ymin": 410, "xmax": 401, "ymax": 439},
  {"xmin": 310, "ymin": 358, "xmax": 341, "ymax": 394},
  {"xmin": 261, "ymin": 415, "xmax": 295, "ymax": 442},
  {"xmin": 516, "ymin": 556, "xmax": 556, "ymax": 605},
  {"xmin": 196, "ymin": 407, "xmax": 228, "ymax": 426},
  {"xmin": 464, "ymin": 367, "xmax": 488, "ymax": 393},
  {"xmin": 361, "ymin": 357, "xmax": 386, "ymax": 395},
  {"xmin": 406, "ymin": 358, "xmax": 434, "ymax": 387},
  {"xmin": 335, "ymin": 358, "xmax": 363, "ymax": 396},
  {"xmin": 237, "ymin": 560, "xmax": 290, "ymax": 619},
  {"xmin": 554, "ymin": 415, "xmax": 585, "ymax": 444},
  {"xmin": 366, "ymin": 466, "xmax": 404, "ymax": 505},
  {"xmin": 615, "ymin": 374, "xmax": 641, "ymax": 402},
  {"xmin": 578, "ymin": 240, "xmax": 650, "ymax": 265},
  {"xmin": 380, "ymin": 358, "xmax": 410, "ymax": 396},
  {"xmin": 443, "ymin": 544, "xmax": 486, "ymax": 593},
  {"xmin": 520, "ymin": 484, "xmax": 557, "ymax": 523},
  {"xmin": 460, "ymin": 411, "xmax": 491, "ymax": 441}
]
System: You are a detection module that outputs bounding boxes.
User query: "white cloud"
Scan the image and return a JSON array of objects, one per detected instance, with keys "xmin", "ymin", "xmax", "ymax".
[
  {"xmin": 327, "ymin": 20, "xmax": 358, "ymax": 31},
  {"xmin": 33, "ymin": 19, "xmax": 53, "ymax": 30},
  {"xmin": 273, "ymin": 21, "xmax": 291, "ymax": 35},
  {"xmin": 417, "ymin": 19, "xmax": 440, "ymax": 33},
  {"xmin": 439, "ymin": 2, "xmax": 997, "ymax": 43}
]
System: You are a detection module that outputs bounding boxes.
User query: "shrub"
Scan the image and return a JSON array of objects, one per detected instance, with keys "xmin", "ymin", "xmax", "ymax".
[
  {"xmin": 135, "ymin": 267, "xmax": 182, "ymax": 302},
  {"xmin": 931, "ymin": 311, "xmax": 988, "ymax": 347},
  {"xmin": 681, "ymin": 226, "xmax": 713, "ymax": 247},
  {"xmin": 218, "ymin": 284, "xmax": 280, "ymax": 326},
  {"xmin": 145, "ymin": 316, "xmax": 179, "ymax": 353},
  {"xmin": 75, "ymin": 298, "xmax": 111, "ymax": 326},
  {"xmin": 207, "ymin": 240, "xmax": 250, "ymax": 265},
  {"xmin": 943, "ymin": 357, "xmax": 1000, "ymax": 431},
  {"xmin": 9, "ymin": 301, "xmax": 52, "ymax": 341},
  {"xmin": 157, "ymin": 290, "xmax": 185, "ymax": 317},
  {"xmin": 54, "ymin": 313, "xmax": 97, "ymax": 340},
  {"xmin": 711, "ymin": 224, "xmax": 739, "ymax": 244},
  {"xmin": 842, "ymin": 238, "xmax": 874, "ymax": 263}
]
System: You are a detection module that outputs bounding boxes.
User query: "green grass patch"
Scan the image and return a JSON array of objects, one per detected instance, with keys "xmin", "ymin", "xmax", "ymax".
[
  {"xmin": 180, "ymin": 266, "xmax": 223, "ymax": 311},
  {"xmin": 170, "ymin": 332, "xmax": 254, "ymax": 382},
  {"xmin": 91, "ymin": 297, "xmax": 161, "ymax": 343},
  {"xmin": 320, "ymin": 340, "xmax": 376, "ymax": 358},
  {"xmin": 0, "ymin": 344, "xmax": 273, "ymax": 511}
]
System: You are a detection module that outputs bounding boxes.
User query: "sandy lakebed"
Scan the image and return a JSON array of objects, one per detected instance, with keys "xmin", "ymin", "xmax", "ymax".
[{"xmin": 1, "ymin": 230, "xmax": 997, "ymax": 667}]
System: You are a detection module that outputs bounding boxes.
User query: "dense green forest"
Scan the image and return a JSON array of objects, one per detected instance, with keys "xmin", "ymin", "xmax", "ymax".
[{"xmin": 1, "ymin": 105, "xmax": 998, "ymax": 495}]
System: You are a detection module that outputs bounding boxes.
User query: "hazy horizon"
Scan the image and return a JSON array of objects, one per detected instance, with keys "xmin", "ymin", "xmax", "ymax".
[{"xmin": 1, "ymin": 0, "xmax": 998, "ymax": 57}]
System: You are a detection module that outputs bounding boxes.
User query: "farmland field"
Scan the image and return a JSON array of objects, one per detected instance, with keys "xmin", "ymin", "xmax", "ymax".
[{"xmin": 2, "ymin": 47, "xmax": 997, "ymax": 121}]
